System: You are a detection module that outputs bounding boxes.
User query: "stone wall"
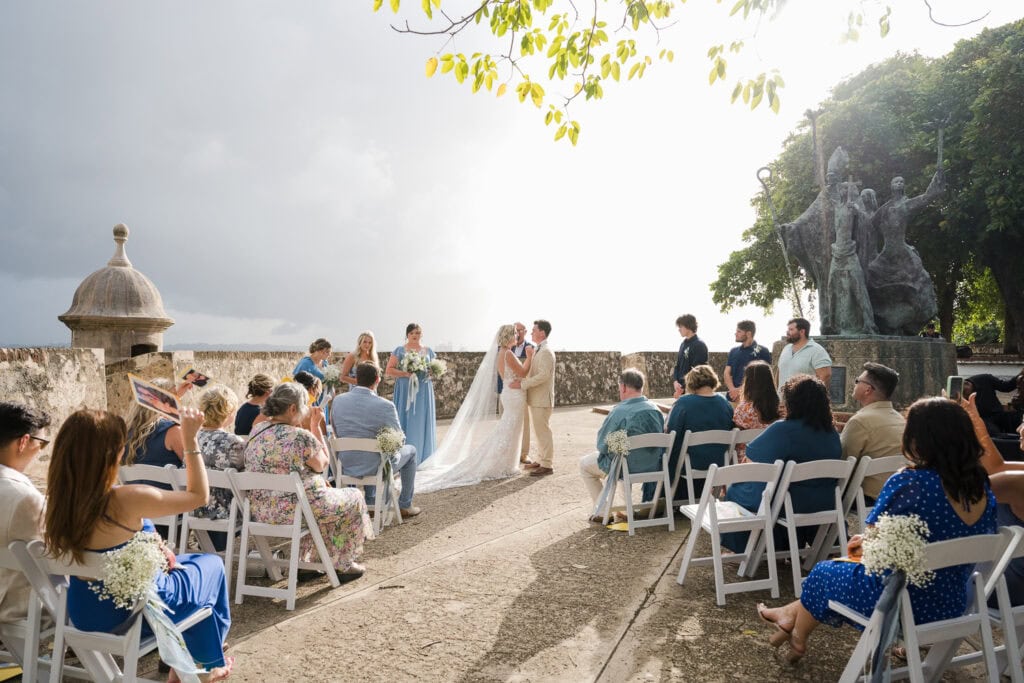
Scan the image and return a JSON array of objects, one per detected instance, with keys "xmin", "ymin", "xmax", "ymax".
[
  {"xmin": 0, "ymin": 347, "xmax": 107, "ymax": 483},
  {"xmin": 620, "ymin": 351, "xmax": 729, "ymax": 397}
]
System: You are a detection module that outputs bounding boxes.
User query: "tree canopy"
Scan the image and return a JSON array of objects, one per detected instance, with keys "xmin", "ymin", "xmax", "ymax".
[
  {"xmin": 372, "ymin": 0, "xmax": 898, "ymax": 144},
  {"xmin": 710, "ymin": 19, "xmax": 1024, "ymax": 351}
]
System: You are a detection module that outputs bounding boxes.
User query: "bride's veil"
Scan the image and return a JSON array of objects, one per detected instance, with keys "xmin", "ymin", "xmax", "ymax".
[{"xmin": 415, "ymin": 326, "xmax": 505, "ymax": 488}]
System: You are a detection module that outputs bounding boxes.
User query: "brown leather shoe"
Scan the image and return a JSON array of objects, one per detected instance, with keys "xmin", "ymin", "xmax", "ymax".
[
  {"xmin": 528, "ymin": 466, "xmax": 553, "ymax": 476},
  {"xmin": 400, "ymin": 506, "xmax": 422, "ymax": 519},
  {"xmin": 522, "ymin": 461, "xmax": 541, "ymax": 469}
]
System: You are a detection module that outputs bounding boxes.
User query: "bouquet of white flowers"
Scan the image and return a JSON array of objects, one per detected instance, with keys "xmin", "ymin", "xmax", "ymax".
[
  {"xmin": 399, "ymin": 350, "xmax": 429, "ymax": 376},
  {"xmin": 861, "ymin": 513, "xmax": 935, "ymax": 588},
  {"xmin": 322, "ymin": 365, "xmax": 343, "ymax": 391},
  {"xmin": 427, "ymin": 358, "xmax": 447, "ymax": 379},
  {"xmin": 89, "ymin": 531, "xmax": 206, "ymax": 682},
  {"xmin": 606, "ymin": 429, "xmax": 630, "ymax": 458},
  {"xmin": 377, "ymin": 427, "xmax": 406, "ymax": 457}
]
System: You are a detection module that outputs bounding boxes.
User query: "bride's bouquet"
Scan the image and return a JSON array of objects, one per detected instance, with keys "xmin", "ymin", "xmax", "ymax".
[
  {"xmin": 427, "ymin": 358, "xmax": 447, "ymax": 379},
  {"xmin": 861, "ymin": 513, "xmax": 934, "ymax": 588},
  {"xmin": 606, "ymin": 430, "xmax": 630, "ymax": 458},
  {"xmin": 89, "ymin": 531, "xmax": 206, "ymax": 681}
]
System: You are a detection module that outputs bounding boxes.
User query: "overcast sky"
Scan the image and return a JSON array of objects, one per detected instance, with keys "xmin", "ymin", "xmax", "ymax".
[{"xmin": 2, "ymin": 1, "xmax": 1020, "ymax": 354}]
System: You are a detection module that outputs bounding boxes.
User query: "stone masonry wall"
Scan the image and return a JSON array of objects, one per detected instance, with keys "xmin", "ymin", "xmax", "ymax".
[
  {"xmin": 0, "ymin": 347, "xmax": 107, "ymax": 484},
  {"xmin": 620, "ymin": 351, "xmax": 729, "ymax": 397}
]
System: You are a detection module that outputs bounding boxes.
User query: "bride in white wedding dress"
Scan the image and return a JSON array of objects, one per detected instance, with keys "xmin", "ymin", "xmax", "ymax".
[{"xmin": 415, "ymin": 324, "xmax": 533, "ymax": 493}]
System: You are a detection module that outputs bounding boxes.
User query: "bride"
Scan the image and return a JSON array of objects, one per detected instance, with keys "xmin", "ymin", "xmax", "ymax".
[{"xmin": 415, "ymin": 324, "xmax": 533, "ymax": 493}]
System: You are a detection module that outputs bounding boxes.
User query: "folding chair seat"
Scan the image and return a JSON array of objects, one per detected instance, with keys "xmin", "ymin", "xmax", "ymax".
[
  {"xmin": 671, "ymin": 429, "xmax": 736, "ymax": 505},
  {"xmin": 832, "ymin": 527, "xmax": 1021, "ymax": 683},
  {"xmin": 676, "ymin": 460, "xmax": 785, "ymax": 606},
  {"xmin": 119, "ymin": 464, "xmax": 182, "ymax": 550},
  {"xmin": 329, "ymin": 436, "xmax": 402, "ymax": 536},
  {"xmin": 10, "ymin": 539, "xmax": 212, "ymax": 683},
  {"xmin": 729, "ymin": 427, "xmax": 765, "ymax": 464},
  {"xmin": 170, "ymin": 467, "xmax": 242, "ymax": 600},
  {"xmin": 765, "ymin": 458, "xmax": 856, "ymax": 597},
  {"xmin": 592, "ymin": 432, "xmax": 676, "ymax": 535},
  {"xmin": 231, "ymin": 470, "xmax": 340, "ymax": 611}
]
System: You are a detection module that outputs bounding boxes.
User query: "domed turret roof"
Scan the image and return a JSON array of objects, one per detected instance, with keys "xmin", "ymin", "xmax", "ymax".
[{"xmin": 58, "ymin": 224, "xmax": 174, "ymax": 328}]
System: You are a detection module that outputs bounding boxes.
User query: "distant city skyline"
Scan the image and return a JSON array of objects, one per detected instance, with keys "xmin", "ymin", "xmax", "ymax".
[{"xmin": 2, "ymin": 2, "xmax": 1019, "ymax": 355}]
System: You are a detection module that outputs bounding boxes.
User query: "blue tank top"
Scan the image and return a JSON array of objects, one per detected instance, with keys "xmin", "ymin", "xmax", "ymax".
[{"xmin": 131, "ymin": 420, "xmax": 179, "ymax": 490}]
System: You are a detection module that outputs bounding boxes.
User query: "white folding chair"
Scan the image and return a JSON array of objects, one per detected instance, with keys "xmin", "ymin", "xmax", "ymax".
[
  {"xmin": 833, "ymin": 527, "xmax": 1020, "ymax": 683},
  {"xmin": 671, "ymin": 429, "xmax": 735, "ymax": 505},
  {"xmin": 329, "ymin": 436, "xmax": 401, "ymax": 536},
  {"xmin": 594, "ymin": 432, "xmax": 676, "ymax": 535},
  {"xmin": 676, "ymin": 460, "xmax": 785, "ymax": 606},
  {"xmin": 231, "ymin": 470, "xmax": 340, "ymax": 611},
  {"xmin": 119, "ymin": 464, "xmax": 182, "ymax": 551},
  {"xmin": 729, "ymin": 427, "xmax": 765, "ymax": 464},
  {"xmin": 853, "ymin": 454, "xmax": 910, "ymax": 532},
  {"xmin": 10, "ymin": 539, "xmax": 212, "ymax": 683},
  {"xmin": 170, "ymin": 467, "xmax": 241, "ymax": 601},
  {"xmin": 0, "ymin": 542, "xmax": 53, "ymax": 682},
  {"xmin": 765, "ymin": 458, "xmax": 856, "ymax": 597}
]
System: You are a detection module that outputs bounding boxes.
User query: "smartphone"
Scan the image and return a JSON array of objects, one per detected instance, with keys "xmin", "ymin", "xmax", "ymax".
[{"xmin": 946, "ymin": 375, "xmax": 964, "ymax": 401}]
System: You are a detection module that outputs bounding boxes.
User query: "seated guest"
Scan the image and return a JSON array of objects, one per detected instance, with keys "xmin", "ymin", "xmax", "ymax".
[
  {"xmin": 724, "ymin": 320, "xmax": 772, "ymax": 402},
  {"xmin": 293, "ymin": 371, "xmax": 328, "ymax": 443},
  {"xmin": 644, "ymin": 365, "xmax": 733, "ymax": 504},
  {"xmin": 723, "ymin": 374, "xmax": 841, "ymax": 552},
  {"xmin": 46, "ymin": 408, "xmax": 233, "ymax": 681},
  {"xmin": 330, "ymin": 362, "xmax": 420, "ymax": 518},
  {"xmin": 962, "ymin": 394, "xmax": 1024, "ymax": 606},
  {"xmin": 965, "ymin": 371, "xmax": 1024, "ymax": 435},
  {"xmin": 234, "ymin": 373, "xmax": 274, "ymax": 436},
  {"xmin": 757, "ymin": 398, "xmax": 996, "ymax": 664},
  {"xmin": 0, "ymin": 402, "xmax": 50, "ymax": 625},
  {"xmin": 245, "ymin": 383, "xmax": 369, "ymax": 578},
  {"xmin": 840, "ymin": 362, "xmax": 905, "ymax": 498},
  {"xmin": 124, "ymin": 377, "xmax": 185, "ymax": 475},
  {"xmin": 730, "ymin": 360, "xmax": 780, "ymax": 462},
  {"xmin": 196, "ymin": 385, "xmax": 246, "ymax": 551},
  {"xmin": 579, "ymin": 368, "xmax": 665, "ymax": 520}
]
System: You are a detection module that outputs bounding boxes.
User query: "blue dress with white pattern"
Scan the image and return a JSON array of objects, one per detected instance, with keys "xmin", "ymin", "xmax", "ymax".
[{"xmin": 800, "ymin": 467, "xmax": 996, "ymax": 627}]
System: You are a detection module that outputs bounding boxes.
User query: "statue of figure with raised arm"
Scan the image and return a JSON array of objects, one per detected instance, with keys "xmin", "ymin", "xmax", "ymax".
[
  {"xmin": 866, "ymin": 171, "xmax": 944, "ymax": 335},
  {"xmin": 828, "ymin": 181, "xmax": 878, "ymax": 335}
]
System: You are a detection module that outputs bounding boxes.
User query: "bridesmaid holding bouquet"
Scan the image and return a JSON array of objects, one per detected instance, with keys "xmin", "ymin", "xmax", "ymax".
[{"xmin": 386, "ymin": 323, "xmax": 437, "ymax": 464}]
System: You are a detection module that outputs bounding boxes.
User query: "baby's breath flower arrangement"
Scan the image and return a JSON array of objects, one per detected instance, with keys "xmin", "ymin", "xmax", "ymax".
[
  {"xmin": 377, "ymin": 427, "xmax": 406, "ymax": 457},
  {"xmin": 606, "ymin": 430, "xmax": 630, "ymax": 458},
  {"xmin": 862, "ymin": 513, "xmax": 935, "ymax": 588},
  {"xmin": 322, "ymin": 365, "xmax": 343, "ymax": 392},
  {"xmin": 399, "ymin": 351, "xmax": 430, "ymax": 411}
]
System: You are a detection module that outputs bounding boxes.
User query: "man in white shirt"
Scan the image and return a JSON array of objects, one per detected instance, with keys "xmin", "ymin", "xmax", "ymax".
[
  {"xmin": 0, "ymin": 402, "xmax": 51, "ymax": 625},
  {"xmin": 841, "ymin": 363, "xmax": 906, "ymax": 498},
  {"xmin": 777, "ymin": 317, "xmax": 832, "ymax": 388}
]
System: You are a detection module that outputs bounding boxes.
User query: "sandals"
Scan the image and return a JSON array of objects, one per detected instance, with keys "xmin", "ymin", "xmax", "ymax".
[{"xmin": 756, "ymin": 602, "xmax": 794, "ymax": 649}]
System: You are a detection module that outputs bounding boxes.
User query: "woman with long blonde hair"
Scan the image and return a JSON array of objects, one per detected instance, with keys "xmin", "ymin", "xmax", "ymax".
[{"xmin": 339, "ymin": 331, "xmax": 380, "ymax": 386}]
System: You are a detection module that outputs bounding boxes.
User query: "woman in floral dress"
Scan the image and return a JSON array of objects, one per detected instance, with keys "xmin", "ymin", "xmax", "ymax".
[
  {"xmin": 195, "ymin": 385, "xmax": 246, "ymax": 551},
  {"xmin": 731, "ymin": 360, "xmax": 780, "ymax": 462},
  {"xmin": 244, "ymin": 382, "xmax": 370, "ymax": 577}
]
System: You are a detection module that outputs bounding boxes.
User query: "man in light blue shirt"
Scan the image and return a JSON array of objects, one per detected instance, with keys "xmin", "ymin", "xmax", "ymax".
[
  {"xmin": 579, "ymin": 368, "xmax": 665, "ymax": 513},
  {"xmin": 777, "ymin": 317, "xmax": 832, "ymax": 388},
  {"xmin": 330, "ymin": 362, "xmax": 420, "ymax": 517}
]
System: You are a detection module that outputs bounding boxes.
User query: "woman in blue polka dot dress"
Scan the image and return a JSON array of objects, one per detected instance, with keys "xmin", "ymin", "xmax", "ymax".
[{"xmin": 757, "ymin": 398, "xmax": 996, "ymax": 663}]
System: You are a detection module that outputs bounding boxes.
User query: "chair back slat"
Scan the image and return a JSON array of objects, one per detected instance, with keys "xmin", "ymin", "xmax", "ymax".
[
  {"xmin": 861, "ymin": 454, "xmax": 909, "ymax": 478},
  {"xmin": 704, "ymin": 460, "xmax": 784, "ymax": 488},
  {"xmin": 684, "ymin": 429, "xmax": 735, "ymax": 448},
  {"xmin": 118, "ymin": 463, "xmax": 179, "ymax": 487},
  {"xmin": 331, "ymin": 437, "xmax": 381, "ymax": 453},
  {"xmin": 733, "ymin": 428, "xmax": 765, "ymax": 445},
  {"xmin": 625, "ymin": 432, "xmax": 674, "ymax": 450},
  {"xmin": 230, "ymin": 470, "xmax": 303, "ymax": 495},
  {"xmin": 784, "ymin": 457, "xmax": 856, "ymax": 484}
]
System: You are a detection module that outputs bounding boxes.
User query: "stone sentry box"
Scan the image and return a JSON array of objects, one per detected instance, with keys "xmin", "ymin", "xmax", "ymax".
[{"xmin": 772, "ymin": 336, "xmax": 957, "ymax": 413}]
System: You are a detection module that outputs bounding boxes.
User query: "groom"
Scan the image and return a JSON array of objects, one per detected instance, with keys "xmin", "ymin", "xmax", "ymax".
[{"xmin": 510, "ymin": 320, "xmax": 555, "ymax": 476}]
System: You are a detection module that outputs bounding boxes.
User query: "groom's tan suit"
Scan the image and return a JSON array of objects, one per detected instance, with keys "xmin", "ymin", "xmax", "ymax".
[{"xmin": 520, "ymin": 340, "xmax": 555, "ymax": 468}]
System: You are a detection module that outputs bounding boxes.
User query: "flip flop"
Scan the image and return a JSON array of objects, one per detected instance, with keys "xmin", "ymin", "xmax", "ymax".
[{"xmin": 756, "ymin": 602, "xmax": 793, "ymax": 648}]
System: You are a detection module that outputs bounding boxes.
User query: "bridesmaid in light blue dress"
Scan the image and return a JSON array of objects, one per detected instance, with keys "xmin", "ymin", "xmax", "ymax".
[{"xmin": 386, "ymin": 323, "xmax": 437, "ymax": 464}]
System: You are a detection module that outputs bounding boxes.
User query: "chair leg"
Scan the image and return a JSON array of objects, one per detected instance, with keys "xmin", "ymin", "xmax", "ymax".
[
  {"xmin": 676, "ymin": 510, "xmax": 703, "ymax": 586},
  {"xmin": 710, "ymin": 521, "xmax": 727, "ymax": 606},
  {"xmin": 787, "ymin": 522, "xmax": 802, "ymax": 598},
  {"xmin": 235, "ymin": 520, "xmax": 250, "ymax": 605},
  {"xmin": 286, "ymin": 532, "xmax": 301, "ymax": 611},
  {"xmin": 254, "ymin": 536, "xmax": 283, "ymax": 582},
  {"xmin": 623, "ymin": 481, "xmax": 636, "ymax": 536},
  {"xmin": 764, "ymin": 518, "xmax": 780, "ymax": 599}
]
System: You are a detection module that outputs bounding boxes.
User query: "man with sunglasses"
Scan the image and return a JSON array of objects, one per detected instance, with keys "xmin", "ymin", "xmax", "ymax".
[
  {"xmin": 0, "ymin": 401, "xmax": 51, "ymax": 626},
  {"xmin": 841, "ymin": 362, "xmax": 904, "ymax": 498}
]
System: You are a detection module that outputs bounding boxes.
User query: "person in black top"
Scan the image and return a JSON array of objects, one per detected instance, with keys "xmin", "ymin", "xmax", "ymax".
[
  {"xmin": 672, "ymin": 313, "xmax": 708, "ymax": 397},
  {"xmin": 965, "ymin": 371, "xmax": 1024, "ymax": 435}
]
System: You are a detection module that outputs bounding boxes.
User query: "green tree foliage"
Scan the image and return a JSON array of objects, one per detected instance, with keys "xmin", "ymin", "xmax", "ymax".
[
  {"xmin": 373, "ymin": 0, "xmax": 892, "ymax": 144},
  {"xmin": 711, "ymin": 20, "xmax": 1024, "ymax": 351}
]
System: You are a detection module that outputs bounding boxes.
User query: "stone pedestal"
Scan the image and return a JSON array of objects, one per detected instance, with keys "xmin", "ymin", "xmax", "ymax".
[{"xmin": 772, "ymin": 336, "xmax": 957, "ymax": 413}]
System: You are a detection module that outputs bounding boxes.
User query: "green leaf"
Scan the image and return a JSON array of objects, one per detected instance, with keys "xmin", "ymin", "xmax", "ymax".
[
  {"xmin": 421, "ymin": 0, "xmax": 432, "ymax": 19},
  {"xmin": 390, "ymin": 0, "xmax": 399, "ymax": 12},
  {"xmin": 372, "ymin": 0, "xmax": 383, "ymax": 11},
  {"xmin": 554, "ymin": 123, "xmax": 567, "ymax": 141},
  {"xmin": 729, "ymin": 0, "xmax": 746, "ymax": 17},
  {"xmin": 731, "ymin": 82, "xmax": 742, "ymax": 103},
  {"xmin": 568, "ymin": 121, "xmax": 579, "ymax": 146},
  {"xmin": 629, "ymin": 62, "xmax": 642, "ymax": 80}
]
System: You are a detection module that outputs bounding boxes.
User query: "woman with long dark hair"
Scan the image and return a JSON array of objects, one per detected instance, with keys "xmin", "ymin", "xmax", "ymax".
[
  {"xmin": 757, "ymin": 398, "xmax": 996, "ymax": 663},
  {"xmin": 731, "ymin": 360, "xmax": 780, "ymax": 462},
  {"xmin": 46, "ymin": 408, "xmax": 233, "ymax": 681}
]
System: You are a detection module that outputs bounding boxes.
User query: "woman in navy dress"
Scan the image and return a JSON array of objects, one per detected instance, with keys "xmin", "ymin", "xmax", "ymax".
[
  {"xmin": 757, "ymin": 398, "xmax": 996, "ymax": 664},
  {"xmin": 46, "ymin": 408, "xmax": 232, "ymax": 681},
  {"xmin": 385, "ymin": 323, "xmax": 437, "ymax": 464}
]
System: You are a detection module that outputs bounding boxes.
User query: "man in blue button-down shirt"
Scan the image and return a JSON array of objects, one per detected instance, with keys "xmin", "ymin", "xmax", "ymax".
[{"xmin": 579, "ymin": 368, "xmax": 665, "ymax": 513}]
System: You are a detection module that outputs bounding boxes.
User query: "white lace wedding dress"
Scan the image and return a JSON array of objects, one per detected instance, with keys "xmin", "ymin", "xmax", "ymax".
[{"xmin": 415, "ymin": 340, "xmax": 525, "ymax": 494}]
